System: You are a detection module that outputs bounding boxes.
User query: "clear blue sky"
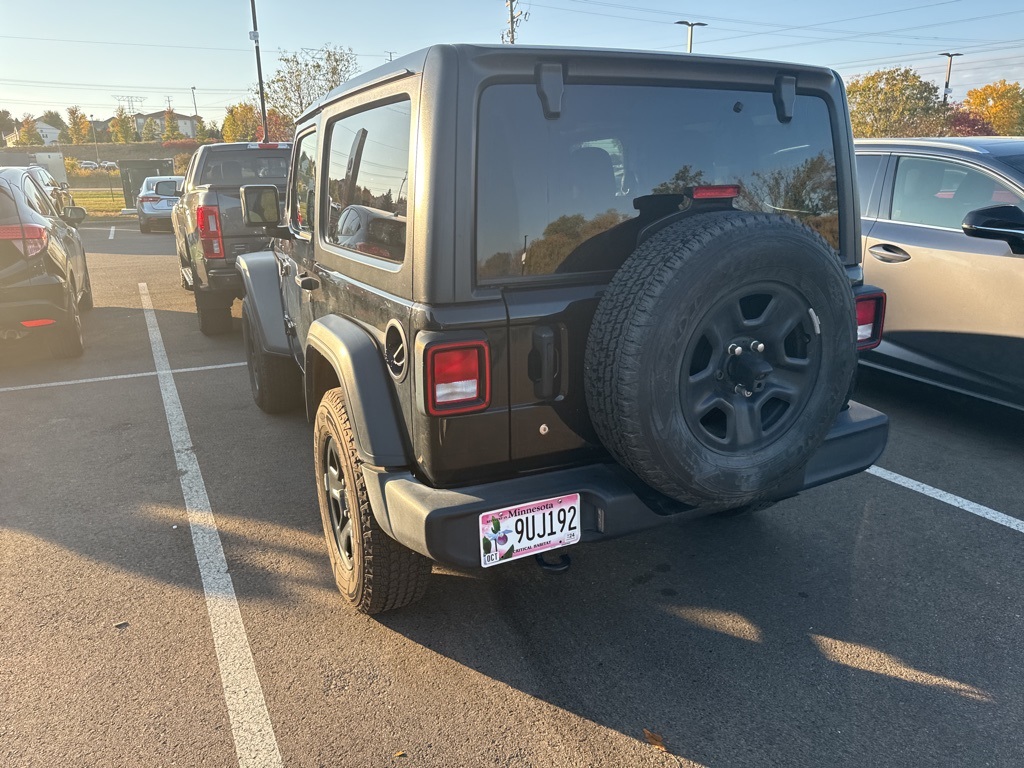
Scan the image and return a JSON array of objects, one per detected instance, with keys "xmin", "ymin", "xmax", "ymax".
[{"xmin": 2, "ymin": 0, "xmax": 1022, "ymax": 125}]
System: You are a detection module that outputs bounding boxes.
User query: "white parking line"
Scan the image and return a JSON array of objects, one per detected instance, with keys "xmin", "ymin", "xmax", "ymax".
[
  {"xmin": 139, "ymin": 283, "xmax": 281, "ymax": 768},
  {"xmin": 108, "ymin": 225, "xmax": 115, "ymax": 239},
  {"xmin": 0, "ymin": 362, "xmax": 245, "ymax": 394},
  {"xmin": 868, "ymin": 466, "xmax": 1024, "ymax": 535}
]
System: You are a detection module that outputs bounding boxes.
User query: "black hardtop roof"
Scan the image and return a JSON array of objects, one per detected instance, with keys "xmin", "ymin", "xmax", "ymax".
[{"xmin": 300, "ymin": 42, "xmax": 841, "ymax": 124}]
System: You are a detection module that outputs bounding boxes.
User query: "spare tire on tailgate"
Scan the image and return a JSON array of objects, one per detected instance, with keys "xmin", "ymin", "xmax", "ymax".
[{"xmin": 585, "ymin": 211, "xmax": 856, "ymax": 508}]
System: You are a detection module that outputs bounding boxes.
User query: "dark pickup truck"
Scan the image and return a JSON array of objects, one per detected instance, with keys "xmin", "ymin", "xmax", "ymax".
[
  {"xmin": 171, "ymin": 142, "xmax": 290, "ymax": 334},
  {"xmin": 236, "ymin": 44, "xmax": 889, "ymax": 614}
]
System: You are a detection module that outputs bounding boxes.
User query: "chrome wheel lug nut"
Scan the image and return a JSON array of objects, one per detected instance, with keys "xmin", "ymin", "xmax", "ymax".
[
  {"xmin": 728, "ymin": 344, "xmax": 743, "ymax": 356},
  {"xmin": 750, "ymin": 340, "xmax": 765, "ymax": 353}
]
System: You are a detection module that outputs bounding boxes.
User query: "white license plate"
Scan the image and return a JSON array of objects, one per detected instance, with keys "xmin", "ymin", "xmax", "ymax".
[{"xmin": 479, "ymin": 493, "xmax": 581, "ymax": 567}]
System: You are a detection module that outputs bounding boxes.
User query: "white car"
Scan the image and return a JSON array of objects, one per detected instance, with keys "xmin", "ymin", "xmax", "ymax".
[
  {"xmin": 79, "ymin": 161, "xmax": 99, "ymax": 170},
  {"xmin": 100, "ymin": 160, "xmax": 118, "ymax": 170}
]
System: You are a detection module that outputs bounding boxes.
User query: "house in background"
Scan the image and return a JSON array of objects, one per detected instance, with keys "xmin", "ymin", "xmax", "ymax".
[
  {"xmin": 132, "ymin": 111, "xmax": 198, "ymax": 139},
  {"xmin": 2, "ymin": 120, "xmax": 61, "ymax": 146}
]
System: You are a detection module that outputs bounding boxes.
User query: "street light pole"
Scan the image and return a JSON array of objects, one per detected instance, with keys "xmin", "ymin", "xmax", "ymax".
[
  {"xmin": 89, "ymin": 114, "xmax": 100, "ymax": 164},
  {"xmin": 249, "ymin": 0, "xmax": 269, "ymax": 141},
  {"xmin": 190, "ymin": 86, "xmax": 199, "ymax": 137},
  {"xmin": 939, "ymin": 52, "xmax": 962, "ymax": 105},
  {"xmin": 675, "ymin": 20, "xmax": 707, "ymax": 54}
]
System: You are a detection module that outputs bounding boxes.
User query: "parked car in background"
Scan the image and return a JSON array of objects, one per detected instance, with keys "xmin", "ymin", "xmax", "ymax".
[
  {"xmin": 79, "ymin": 160, "xmax": 99, "ymax": 170},
  {"xmin": 172, "ymin": 141, "xmax": 290, "ymax": 335},
  {"xmin": 856, "ymin": 137, "xmax": 1024, "ymax": 411},
  {"xmin": 100, "ymin": 160, "xmax": 118, "ymax": 170},
  {"xmin": 27, "ymin": 164, "xmax": 74, "ymax": 210},
  {"xmin": 136, "ymin": 175, "xmax": 184, "ymax": 233},
  {"xmin": 327, "ymin": 204, "xmax": 407, "ymax": 261},
  {"xmin": 0, "ymin": 167, "xmax": 91, "ymax": 358}
]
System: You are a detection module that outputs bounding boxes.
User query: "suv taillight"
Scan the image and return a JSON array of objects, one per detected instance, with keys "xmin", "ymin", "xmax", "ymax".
[
  {"xmin": 855, "ymin": 291, "xmax": 886, "ymax": 351},
  {"xmin": 426, "ymin": 341, "xmax": 491, "ymax": 416},
  {"xmin": 0, "ymin": 224, "xmax": 48, "ymax": 258},
  {"xmin": 138, "ymin": 195, "xmax": 160, "ymax": 204},
  {"xmin": 196, "ymin": 205, "xmax": 224, "ymax": 259}
]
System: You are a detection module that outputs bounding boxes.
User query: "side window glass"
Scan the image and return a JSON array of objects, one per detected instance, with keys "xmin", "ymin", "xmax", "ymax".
[
  {"xmin": 24, "ymin": 178, "xmax": 56, "ymax": 217},
  {"xmin": 291, "ymin": 132, "xmax": 318, "ymax": 235},
  {"xmin": 891, "ymin": 157, "xmax": 1024, "ymax": 229},
  {"xmin": 324, "ymin": 98, "xmax": 411, "ymax": 262},
  {"xmin": 855, "ymin": 155, "xmax": 882, "ymax": 214}
]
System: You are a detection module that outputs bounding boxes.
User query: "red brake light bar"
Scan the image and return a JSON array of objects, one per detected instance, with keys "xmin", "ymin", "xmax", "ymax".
[{"xmin": 692, "ymin": 185, "xmax": 741, "ymax": 199}]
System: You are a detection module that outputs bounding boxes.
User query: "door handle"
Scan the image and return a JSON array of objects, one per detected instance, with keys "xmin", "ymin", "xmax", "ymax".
[
  {"xmin": 295, "ymin": 272, "xmax": 320, "ymax": 291},
  {"xmin": 868, "ymin": 244, "xmax": 911, "ymax": 263}
]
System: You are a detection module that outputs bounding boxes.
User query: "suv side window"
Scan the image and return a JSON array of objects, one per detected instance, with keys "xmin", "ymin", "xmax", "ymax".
[
  {"xmin": 890, "ymin": 156, "xmax": 1024, "ymax": 229},
  {"xmin": 855, "ymin": 154, "xmax": 883, "ymax": 214},
  {"xmin": 291, "ymin": 132, "xmax": 318, "ymax": 235},
  {"xmin": 323, "ymin": 99, "xmax": 411, "ymax": 262},
  {"xmin": 24, "ymin": 176, "xmax": 56, "ymax": 217}
]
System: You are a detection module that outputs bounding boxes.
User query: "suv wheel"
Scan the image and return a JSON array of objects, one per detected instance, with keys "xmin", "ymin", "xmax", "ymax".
[
  {"xmin": 241, "ymin": 298, "xmax": 302, "ymax": 413},
  {"xmin": 314, "ymin": 388, "xmax": 431, "ymax": 614},
  {"xmin": 586, "ymin": 212, "xmax": 856, "ymax": 509},
  {"xmin": 194, "ymin": 291, "xmax": 233, "ymax": 336},
  {"xmin": 49, "ymin": 281, "xmax": 84, "ymax": 359}
]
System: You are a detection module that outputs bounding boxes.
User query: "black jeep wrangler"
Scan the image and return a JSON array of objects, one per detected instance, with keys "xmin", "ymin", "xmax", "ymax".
[{"xmin": 236, "ymin": 44, "xmax": 888, "ymax": 614}]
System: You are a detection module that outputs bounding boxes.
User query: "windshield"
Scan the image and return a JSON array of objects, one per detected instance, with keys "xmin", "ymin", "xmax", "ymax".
[
  {"xmin": 200, "ymin": 150, "xmax": 289, "ymax": 186},
  {"xmin": 476, "ymin": 83, "xmax": 839, "ymax": 281}
]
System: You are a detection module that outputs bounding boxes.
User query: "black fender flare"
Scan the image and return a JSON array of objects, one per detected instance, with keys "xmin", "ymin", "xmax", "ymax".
[
  {"xmin": 306, "ymin": 315, "xmax": 409, "ymax": 468},
  {"xmin": 235, "ymin": 252, "xmax": 291, "ymax": 355}
]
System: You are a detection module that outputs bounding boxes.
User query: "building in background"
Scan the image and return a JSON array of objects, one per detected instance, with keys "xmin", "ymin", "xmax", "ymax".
[
  {"xmin": 2, "ymin": 120, "xmax": 61, "ymax": 146},
  {"xmin": 132, "ymin": 111, "xmax": 198, "ymax": 139}
]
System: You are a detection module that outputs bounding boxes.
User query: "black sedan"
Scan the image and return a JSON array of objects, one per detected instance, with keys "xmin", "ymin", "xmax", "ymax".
[
  {"xmin": 856, "ymin": 137, "xmax": 1024, "ymax": 411},
  {"xmin": 0, "ymin": 167, "xmax": 91, "ymax": 358}
]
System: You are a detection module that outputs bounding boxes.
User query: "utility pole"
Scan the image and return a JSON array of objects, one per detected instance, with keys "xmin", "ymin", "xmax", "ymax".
[
  {"xmin": 249, "ymin": 0, "xmax": 270, "ymax": 141},
  {"xmin": 939, "ymin": 52, "xmax": 962, "ymax": 105},
  {"xmin": 191, "ymin": 86, "xmax": 200, "ymax": 138},
  {"xmin": 675, "ymin": 20, "xmax": 707, "ymax": 54},
  {"xmin": 502, "ymin": 0, "xmax": 527, "ymax": 44}
]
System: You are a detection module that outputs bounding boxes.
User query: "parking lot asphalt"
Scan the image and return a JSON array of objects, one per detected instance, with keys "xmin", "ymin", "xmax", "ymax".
[{"xmin": 2, "ymin": 224, "xmax": 1023, "ymax": 768}]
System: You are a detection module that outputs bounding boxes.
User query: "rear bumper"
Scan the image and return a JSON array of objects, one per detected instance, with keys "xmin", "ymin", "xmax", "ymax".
[
  {"xmin": 197, "ymin": 265, "xmax": 243, "ymax": 297},
  {"xmin": 363, "ymin": 401, "xmax": 888, "ymax": 569},
  {"xmin": 0, "ymin": 275, "xmax": 68, "ymax": 334}
]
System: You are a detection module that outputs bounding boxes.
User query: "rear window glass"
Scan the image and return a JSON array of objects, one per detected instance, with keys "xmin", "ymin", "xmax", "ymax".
[
  {"xmin": 0, "ymin": 182, "xmax": 19, "ymax": 225},
  {"xmin": 476, "ymin": 83, "xmax": 839, "ymax": 281},
  {"xmin": 200, "ymin": 150, "xmax": 289, "ymax": 185}
]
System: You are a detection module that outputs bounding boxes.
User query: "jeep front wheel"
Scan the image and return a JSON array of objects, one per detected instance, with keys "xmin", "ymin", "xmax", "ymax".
[
  {"xmin": 585, "ymin": 212, "xmax": 856, "ymax": 509},
  {"xmin": 314, "ymin": 389, "xmax": 431, "ymax": 614}
]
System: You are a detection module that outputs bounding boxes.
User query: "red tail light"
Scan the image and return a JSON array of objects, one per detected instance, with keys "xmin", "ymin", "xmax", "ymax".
[
  {"xmin": 692, "ymin": 185, "xmax": 741, "ymax": 199},
  {"xmin": 426, "ymin": 341, "xmax": 491, "ymax": 416},
  {"xmin": 21, "ymin": 319, "xmax": 56, "ymax": 327},
  {"xmin": 138, "ymin": 195, "xmax": 160, "ymax": 204},
  {"xmin": 855, "ymin": 291, "xmax": 886, "ymax": 351},
  {"xmin": 196, "ymin": 205, "xmax": 225, "ymax": 259},
  {"xmin": 0, "ymin": 224, "xmax": 48, "ymax": 258}
]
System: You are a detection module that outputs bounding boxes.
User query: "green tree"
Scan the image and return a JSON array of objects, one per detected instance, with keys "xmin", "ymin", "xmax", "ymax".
[
  {"xmin": 263, "ymin": 44, "xmax": 359, "ymax": 119},
  {"xmin": 194, "ymin": 116, "xmax": 210, "ymax": 141},
  {"xmin": 963, "ymin": 80, "xmax": 1024, "ymax": 136},
  {"xmin": 16, "ymin": 114, "xmax": 44, "ymax": 146},
  {"xmin": 205, "ymin": 120, "xmax": 222, "ymax": 141},
  {"xmin": 65, "ymin": 106, "xmax": 91, "ymax": 144},
  {"xmin": 221, "ymin": 102, "xmax": 260, "ymax": 142},
  {"xmin": 0, "ymin": 109, "xmax": 15, "ymax": 146},
  {"xmin": 162, "ymin": 109, "xmax": 184, "ymax": 141},
  {"xmin": 40, "ymin": 109, "xmax": 67, "ymax": 132},
  {"xmin": 141, "ymin": 117, "xmax": 159, "ymax": 142},
  {"xmin": 110, "ymin": 106, "xmax": 136, "ymax": 144},
  {"xmin": 847, "ymin": 67, "xmax": 946, "ymax": 138}
]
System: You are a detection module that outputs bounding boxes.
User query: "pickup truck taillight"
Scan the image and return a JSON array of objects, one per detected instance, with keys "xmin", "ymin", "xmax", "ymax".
[
  {"xmin": 855, "ymin": 290, "xmax": 886, "ymax": 351},
  {"xmin": 0, "ymin": 224, "xmax": 48, "ymax": 258},
  {"xmin": 425, "ymin": 341, "xmax": 491, "ymax": 416},
  {"xmin": 196, "ymin": 205, "xmax": 225, "ymax": 259}
]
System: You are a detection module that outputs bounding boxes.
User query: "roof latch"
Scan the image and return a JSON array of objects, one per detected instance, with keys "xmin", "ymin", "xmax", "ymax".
[
  {"xmin": 773, "ymin": 75, "xmax": 796, "ymax": 123},
  {"xmin": 536, "ymin": 62, "xmax": 565, "ymax": 120}
]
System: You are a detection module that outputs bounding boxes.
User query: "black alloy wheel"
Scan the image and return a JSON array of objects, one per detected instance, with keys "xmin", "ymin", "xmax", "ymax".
[{"xmin": 323, "ymin": 435, "xmax": 354, "ymax": 572}]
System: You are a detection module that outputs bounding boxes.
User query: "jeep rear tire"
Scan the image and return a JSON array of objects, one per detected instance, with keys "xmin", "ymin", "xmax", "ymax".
[
  {"xmin": 314, "ymin": 388, "xmax": 431, "ymax": 614},
  {"xmin": 585, "ymin": 212, "xmax": 856, "ymax": 508},
  {"xmin": 241, "ymin": 298, "xmax": 302, "ymax": 414}
]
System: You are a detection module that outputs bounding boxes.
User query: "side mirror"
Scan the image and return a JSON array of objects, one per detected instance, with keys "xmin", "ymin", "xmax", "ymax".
[
  {"xmin": 60, "ymin": 181, "xmax": 70, "ymax": 190},
  {"xmin": 61, "ymin": 206, "xmax": 88, "ymax": 228},
  {"xmin": 154, "ymin": 180, "xmax": 180, "ymax": 197},
  {"xmin": 962, "ymin": 205, "xmax": 1024, "ymax": 254},
  {"xmin": 241, "ymin": 184, "xmax": 282, "ymax": 227}
]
